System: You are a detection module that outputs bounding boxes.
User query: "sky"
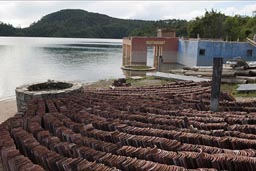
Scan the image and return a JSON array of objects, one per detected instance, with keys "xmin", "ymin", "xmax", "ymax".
[{"xmin": 0, "ymin": 1, "xmax": 255, "ymax": 28}]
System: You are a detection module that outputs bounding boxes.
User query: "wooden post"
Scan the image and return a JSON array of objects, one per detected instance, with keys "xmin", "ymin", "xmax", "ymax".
[{"xmin": 210, "ymin": 57, "xmax": 223, "ymax": 112}]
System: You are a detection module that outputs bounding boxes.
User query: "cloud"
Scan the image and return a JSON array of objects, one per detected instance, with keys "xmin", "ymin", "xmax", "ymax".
[
  {"xmin": 0, "ymin": 1, "xmax": 60, "ymax": 27},
  {"xmin": 221, "ymin": 3, "xmax": 256, "ymax": 17},
  {"xmin": 0, "ymin": 1, "xmax": 255, "ymax": 28}
]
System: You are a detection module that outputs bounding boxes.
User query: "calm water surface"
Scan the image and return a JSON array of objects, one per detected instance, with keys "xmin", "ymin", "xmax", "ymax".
[{"xmin": 0, "ymin": 37, "xmax": 124, "ymax": 99}]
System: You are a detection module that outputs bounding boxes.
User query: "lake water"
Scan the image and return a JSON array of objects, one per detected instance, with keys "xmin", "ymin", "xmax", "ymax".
[{"xmin": 0, "ymin": 37, "xmax": 126, "ymax": 99}]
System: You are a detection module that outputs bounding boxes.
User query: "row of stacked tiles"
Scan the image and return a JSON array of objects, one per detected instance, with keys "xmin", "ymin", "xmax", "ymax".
[
  {"xmin": 1, "ymin": 81, "xmax": 256, "ymax": 170},
  {"xmin": 0, "ymin": 114, "xmax": 213, "ymax": 171}
]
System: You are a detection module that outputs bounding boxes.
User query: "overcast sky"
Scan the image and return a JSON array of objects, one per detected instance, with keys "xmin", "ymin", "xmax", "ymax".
[{"xmin": 0, "ymin": 1, "xmax": 255, "ymax": 28}]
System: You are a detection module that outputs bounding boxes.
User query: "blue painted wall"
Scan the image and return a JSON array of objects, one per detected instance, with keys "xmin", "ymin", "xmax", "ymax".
[
  {"xmin": 197, "ymin": 40, "xmax": 256, "ymax": 66},
  {"xmin": 177, "ymin": 39, "xmax": 198, "ymax": 66},
  {"xmin": 177, "ymin": 39, "xmax": 256, "ymax": 66}
]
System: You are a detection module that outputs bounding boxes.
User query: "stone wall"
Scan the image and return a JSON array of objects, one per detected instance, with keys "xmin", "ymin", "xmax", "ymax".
[{"xmin": 15, "ymin": 81, "xmax": 83, "ymax": 113}]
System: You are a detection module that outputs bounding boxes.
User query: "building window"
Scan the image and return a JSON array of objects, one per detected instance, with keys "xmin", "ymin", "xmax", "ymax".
[
  {"xmin": 199, "ymin": 49, "xmax": 205, "ymax": 56},
  {"xmin": 247, "ymin": 49, "xmax": 252, "ymax": 57}
]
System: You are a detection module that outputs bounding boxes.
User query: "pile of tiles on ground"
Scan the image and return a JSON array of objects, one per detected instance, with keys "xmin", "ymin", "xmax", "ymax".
[{"xmin": 1, "ymin": 81, "xmax": 256, "ymax": 171}]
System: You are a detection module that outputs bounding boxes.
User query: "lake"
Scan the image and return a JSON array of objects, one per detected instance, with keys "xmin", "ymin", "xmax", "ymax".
[{"xmin": 0, "ymin": 37, "xmax": 126, "ymax": 99}]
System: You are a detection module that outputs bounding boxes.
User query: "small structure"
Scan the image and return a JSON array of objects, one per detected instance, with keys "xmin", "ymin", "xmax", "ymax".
[
  {"xmin": 122, "ymin": 29, "xmax": 256, "ymax": 68},
  {"xmin": 157, "ymin": 28, "xmax": 176, "ymax": 37},
  {"xmin": 122, "ymin": 29, "xmax": 178, "ymax": 70},
  {"xmin": 15, "ymin": 80, "xmax": 82, "ymax": 113}
]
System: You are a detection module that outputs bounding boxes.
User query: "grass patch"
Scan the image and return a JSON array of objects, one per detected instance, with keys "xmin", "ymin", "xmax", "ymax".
[
  {"xmin": 221, "ymin": 83, "xmax": 256, "ymax": 97},
  {"xmin": 126, "ymin": 76, "xmax": 171, "ymax": 87},
  {"xmin": 85, "ymin": 76, "xmax": 173, "ymax": 89},
  {"xmin": 85, "ymin": 79, "xmax": 115, "ymax": 89},
  {"xmin": 221, "ymin": 84, "xmax": 237, "ymax": 96}
]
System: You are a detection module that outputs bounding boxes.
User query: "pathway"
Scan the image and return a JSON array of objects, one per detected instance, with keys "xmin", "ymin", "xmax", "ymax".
[{"xmin": 147, "ymin": 72, "xmax": 210, "ymax": 82}]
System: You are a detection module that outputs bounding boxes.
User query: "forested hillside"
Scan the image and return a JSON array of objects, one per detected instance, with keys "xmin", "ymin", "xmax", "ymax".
[
  {"xmin": 0, "ymin": 9, "xmax": 255, "ymax": 40},
  {"xmin": 0, "ymin": 22, "xmax": 23, "ymax": 36},
  {"xmin": 188, "ymin": 9, "xmax": 256, "ymax": 41},
  {"xmin": 23, "ymin": 9, "xmax": 188, "ymax": 38}
]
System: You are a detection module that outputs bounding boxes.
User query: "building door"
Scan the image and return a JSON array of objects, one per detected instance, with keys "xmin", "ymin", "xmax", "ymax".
[{"xmin": 146, "ymin": 46, "xmax": 154, "ymax": 67}]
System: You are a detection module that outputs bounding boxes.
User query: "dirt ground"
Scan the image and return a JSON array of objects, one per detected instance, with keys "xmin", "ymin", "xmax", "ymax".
[
  {"xmin": 0, "ymin": 98, "xmax": 17, "ymax": 124},
  {"xmin": 84, "ymin": 77, "xmax": 170, "ymax": 89},
  {"xmin": 235, "ymin": 97, "xmax": 256, "ymax": 102}
]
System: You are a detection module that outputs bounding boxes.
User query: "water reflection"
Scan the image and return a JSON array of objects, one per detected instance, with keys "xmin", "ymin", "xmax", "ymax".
[
  {"xmin": 0, "ymin": 37, "xmax": 186, "ymax": 99},
  {"xmin": 122, "ymin": 63, "xmax": 185, "ymax": 79},
  {"xmin": 0, "ymin": 37, "xmax": 123, "ymax": 98}
]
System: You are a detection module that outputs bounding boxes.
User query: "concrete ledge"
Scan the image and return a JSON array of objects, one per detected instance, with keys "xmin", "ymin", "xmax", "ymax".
[
  {"xmin": 121, "ymin": 65, "xmax": 156, "ymax": 71},
  {"xmin": 237, "ymin": 84, "xmax": 256, "ymax": 92}
]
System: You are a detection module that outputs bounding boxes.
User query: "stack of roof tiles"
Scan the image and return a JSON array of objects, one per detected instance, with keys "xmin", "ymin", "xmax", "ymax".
[{"xmin": 1, "ymin": 81, "xmax": 256, "ymax": 171}]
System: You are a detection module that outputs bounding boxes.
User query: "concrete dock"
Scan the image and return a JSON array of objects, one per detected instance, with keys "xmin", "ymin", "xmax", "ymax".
[{"xmin": 147, "ymin": 72, "xmax": 210, "ymax": 82}]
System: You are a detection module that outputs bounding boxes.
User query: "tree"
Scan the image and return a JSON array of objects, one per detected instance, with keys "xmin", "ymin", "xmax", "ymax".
[
  {"xmin": 0, "ymin": 22, "xmax": 17, "ymax": 36},
  {"xmin": 188, "ymin": 9, "xmax": 226, "ymax": 39}
]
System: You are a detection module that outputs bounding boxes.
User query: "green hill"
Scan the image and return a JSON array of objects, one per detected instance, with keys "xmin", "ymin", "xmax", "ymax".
[
  {"xmin": 0, "ymin": 9, "xmax": 188, "ymax": 38},
  {"xmin": 24, "ymin": 9, "xmax": 187, "ymax": 38},
  {"xmin": 0, "ymin": 9, "xmax": 254, "ymax": 40}
]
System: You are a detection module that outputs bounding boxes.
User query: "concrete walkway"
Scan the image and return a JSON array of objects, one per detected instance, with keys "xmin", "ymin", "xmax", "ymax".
[{"xmin": 147, "ymin": 72, "xmax": 210, "ymax": 82}]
